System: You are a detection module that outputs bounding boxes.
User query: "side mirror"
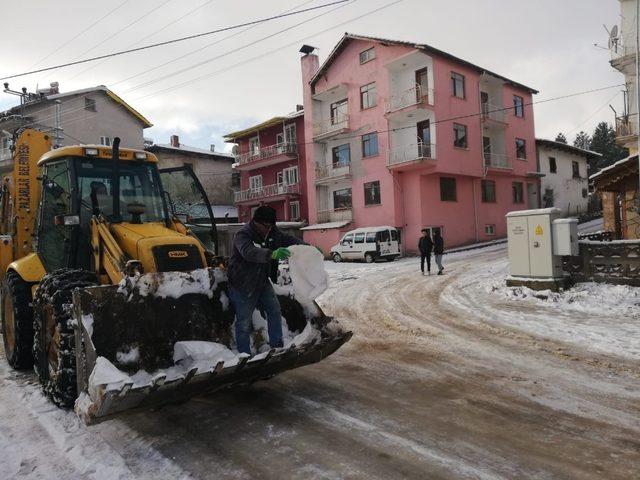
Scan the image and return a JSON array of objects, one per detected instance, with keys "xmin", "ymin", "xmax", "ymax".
[{"xmin": 54, "ymin": 214, "xmax": 80, "ymax": 226}]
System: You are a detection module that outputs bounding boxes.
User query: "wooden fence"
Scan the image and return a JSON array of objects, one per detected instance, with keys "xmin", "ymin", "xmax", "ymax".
[{"xmin": 563, "ymin": 239, "xmax": 640, "ymax": 286}]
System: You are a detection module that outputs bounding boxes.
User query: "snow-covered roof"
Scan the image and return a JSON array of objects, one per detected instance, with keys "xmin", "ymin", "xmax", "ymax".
[
  {"xmin": 589, "ymin": 154, "xmax": 637, "ymax": 181},
  {"xmin": 148, "ymin": 143, "xmax": 234, "ymax": 160},
  {"xmin": 301, "ymin": 221, "xmax": 351, "ymax": 231},
  {"xmin": 535, "ymin": 139, "xmax": 602, "ymax": 159}
]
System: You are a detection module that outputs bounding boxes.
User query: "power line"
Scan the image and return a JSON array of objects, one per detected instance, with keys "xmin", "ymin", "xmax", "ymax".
[
  {"xmin": 0, "ymin": 0, "xmax": 350, "ymax": 82},
  {"xmin": 24, "ymin": 0, "xmax": 132, "ymax": 71},
  {"xmin": 124, "ymin": 0, "xmax": 356, "ymax": 94}
]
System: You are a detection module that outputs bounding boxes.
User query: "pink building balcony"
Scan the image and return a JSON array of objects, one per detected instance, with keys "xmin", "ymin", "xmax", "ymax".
[
  {"xmin": 234, "ymin": 182, "xmax": 300, "ymax": 204},
  {"xmin": 315, "ymin": 163, "xmax": 352, "ymax": 184},
  {"xmin": 312, "ymin": 113, "xmax": 350, "ymax": 141},
  {"xmin": 385, "ymin": 85, "xmax": 434, "ymax": 116},
  {"xmin": 387, "ymin": 142, "xmax": 436, "ymax": 170},
  {"xmin": 317, "ymin": 208, "xmax": 353, "ymax": 223},
  {"xmin": 234, "ymin": 142, "xmax": 298, "ymax": 171},
  {"xmin": 483, "ymin": 152, "xmax": 512, "ymax": 171}
]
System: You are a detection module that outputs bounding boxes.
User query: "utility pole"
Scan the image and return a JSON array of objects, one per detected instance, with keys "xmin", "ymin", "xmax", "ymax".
[{"xmin": 636, "ymin": 0, "xmax": 640, "ymax": 210}]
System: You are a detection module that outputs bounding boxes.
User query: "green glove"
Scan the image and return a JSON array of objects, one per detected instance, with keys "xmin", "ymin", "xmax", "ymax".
[{"xmin": 271, "ymin": 247, "xmax": 291, "ymax": 260}]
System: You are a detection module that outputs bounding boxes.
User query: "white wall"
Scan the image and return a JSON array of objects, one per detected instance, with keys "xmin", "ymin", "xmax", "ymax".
[{"xmin": 538, "ymin": 145, "xmax": 589, "ymax": 216}]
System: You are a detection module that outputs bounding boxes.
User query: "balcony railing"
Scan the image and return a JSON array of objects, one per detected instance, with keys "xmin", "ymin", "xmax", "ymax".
[
  {"xmin": 313, "ymin": 113, "xmax": 349, "ymax": 138},
  {"xmin": 317, "ymin": 208, "xmax": 353, "ymax": 223},
  {"xmin": 484, "ymin": 153, "xmax": 512, "ymax": 169},
  {"xmin": 316, "ymin": 162, "xmax": 351, "ymax": 181},
  {"xmin": 235, "ymin": 142, "xmax": 297, "ymax": 166},
  {"xmin": 234, "ymin": 182, "xmax": 300, "ymax": 203},
  {"xmin": 615, "ymin": 114, "xmax": 638, "ymax": 138},
  {"xmin": 388, "ymin": 142, "xmax": 435, "ymax": 166},
  {"xmin": 481, "ymin": 102, "xmax": 507, "ymax": 123},
  {"xmin": 386, "ymin": 85, "xmax": 433, "ymax": 113}
]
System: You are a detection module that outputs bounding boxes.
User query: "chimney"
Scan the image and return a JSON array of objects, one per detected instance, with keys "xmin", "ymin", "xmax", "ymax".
[
  {"xmin": 170, "ymin": 135, "xmax": 180, "ymax": 147},
  {"xmin": 210, "ymin": 144, "xmax": 215, "ymax": 152},
  {"xmin": 296, "ymin": 104, "xmax": 303, "ymax": 112}
]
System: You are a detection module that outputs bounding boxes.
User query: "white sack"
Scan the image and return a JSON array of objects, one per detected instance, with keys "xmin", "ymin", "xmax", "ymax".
[{"xmin": 287, "ymin": 245, "xmax": 328, "ymax": 300}]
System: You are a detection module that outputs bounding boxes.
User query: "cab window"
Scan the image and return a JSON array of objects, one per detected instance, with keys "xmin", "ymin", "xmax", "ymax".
[
  {"xmin": 341, "ymin": 234, "xmax": 353, "ymax": 245},
  {"xmin": 377, "ymin": 230, "xmax": 390, "ymax": 242},
  {"xmin": 365, "ymin": 232, "xmax": 376, "ymax": 243},
  {"xmin": 354, "ymin": 232, "xmax": 365, "ymax": 243},
  {"xmin": 390, "ymin": 229, "xmax": 398, "ymax": 241},
  {"xmin": 38, "ymin": 161, "xmax": 72, "ymax": 271}
]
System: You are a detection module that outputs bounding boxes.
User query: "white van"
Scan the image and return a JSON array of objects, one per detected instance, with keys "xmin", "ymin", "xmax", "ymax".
[{"xmin": 330, "ymin": 226, "xmax": 401, "ymax": 263}]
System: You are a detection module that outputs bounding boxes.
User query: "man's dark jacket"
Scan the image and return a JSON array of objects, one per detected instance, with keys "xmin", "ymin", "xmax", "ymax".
[
  {"xmin": 227, "ymin": 221, "xmax": 305, "ymax": 297},
  {"xmin": 418, "ymin": 236, "xmax": 433, "ymax": 255},
  {"xmin": 433, "ymin": 235, "xmax": 444, "ymax": 255}
]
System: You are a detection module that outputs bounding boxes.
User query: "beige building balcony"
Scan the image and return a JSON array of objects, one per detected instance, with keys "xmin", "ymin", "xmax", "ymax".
[
  {"xmin": 312, "ymin": 113, "xmax": 350, "ymax": 141},
  {"xmin": 317, "ymin": 208, "xmax": 353, "ymax": 223},
  {"xmin": 234, "ymin": 143, "xmax": 297, "ymax": 170},
  {"xmin": 234, "ymin": 182, "xmax": 300, "ymax": 204},
  {"xmin": 385, "ymin": 85, "xmax": 434, "ymax": 115}
]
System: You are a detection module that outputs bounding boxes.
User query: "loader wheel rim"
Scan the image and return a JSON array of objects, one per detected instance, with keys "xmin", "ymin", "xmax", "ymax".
[
  {"xmin": 3, "ymin": 293, "xmax": 15, "ymax": 358},
  {"xmin": 44, "ymin": 307, "xmax": 59, "ymax": 380}
]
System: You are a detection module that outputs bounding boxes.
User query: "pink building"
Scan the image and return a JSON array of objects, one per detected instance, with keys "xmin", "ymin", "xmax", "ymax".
[
  {"xmin": 300, "ymin": 34, "xmax": 541, "ymax": 254},
  {"xmin": 224, "ymin": 108, "xmax": 308, "ymax": 223}
]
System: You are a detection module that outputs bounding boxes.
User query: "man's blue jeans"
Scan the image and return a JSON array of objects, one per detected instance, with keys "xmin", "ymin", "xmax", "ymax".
[{"xmin": 228, "ymin": 284, "xmax": 284, "ymax": 355}]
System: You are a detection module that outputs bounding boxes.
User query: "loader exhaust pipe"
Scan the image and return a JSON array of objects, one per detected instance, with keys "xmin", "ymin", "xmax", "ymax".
[{"xmin": 111, "ymin": 137, "xmax": 121, "ymax": 223}]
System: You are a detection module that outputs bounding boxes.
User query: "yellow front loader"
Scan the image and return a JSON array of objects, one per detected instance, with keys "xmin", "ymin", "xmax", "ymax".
[{"xmin": 0, "ymin": 128, "xmax": 351, "ymax": 423}]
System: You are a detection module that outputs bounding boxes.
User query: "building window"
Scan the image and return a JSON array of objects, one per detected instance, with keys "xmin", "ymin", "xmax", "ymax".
[
  {"xmin": 332, "ymin": 144, "xmax": 351, "ymax": 167},
  {"xmin": 330, "ymin": 99, "xmax": 348, "ymax": 125},
  {"xmin": 333, "ymin": 188, "xmax": 352, "ymax": 209},
  {"xmin": 289, "ymin": 201, "xmax": 300, "ymax": 221},
  {"xmin": 284, "ymin": 123, "xmax": 296, "ymax": 145},
  {"xmin": 361, "ymin": 132, "xmax": 379, "ymax": 157},
  {"xmin": 515, "ymin": 138, "xmax": 526, "ymax": 159},
  {"xmin": 481, "ymin": 179, "xmax": 496, "ymax": 203},
  {"xmin": 85, "ymin": 98, "xmax": 96, "ymax": 112},
  {"xmin": 281, "ymin": 166, "xmax": 299, "ymax": 186},
  {"xmin": 453, "ymin": 123, "xmax": 468, "ymax": 149},
  {"xmin": 513, "ymin": 95, "xmax": 524, "ymax": 117},
  {"xmin": 231, "ymin": 172, "xmax": 240, "ymax": 188},
  {"xmin": 249, "ymin": 136, "xmax": 260, "ymax": 156},
  {"xmin": 359, "ymin": 47, "xmax": 376, "ymax": 64},
  {"xmin": 549, "ymin": 156, "xmax": 557, "ymax": 173},
  {"xmin": 364, "ymin": 181, "xmax": 381, "ymax": 206},
  {"xmin": 485, "ymin": 224, "xmax": 495, "ymax": 236},
  {"xmin": 99, "ymin": 136, "xmax": 111, "ymax": 146},
  {"xmin": 582, "ymin": 188, "xmax": 588, "ymax": 198},
  {"xmin": 440, "ymin": 177, "xmax": 457, "ymax": 202},
  {"xmin": 360, "ymin": 82, "xmax": 377, "ymax": 109},
  {"xmin": 572, "ymin": 161, "xmax": 580, "ymax": 178},
  {"xmin": 451, "ymin": 72, "xmax": 465, "ymax": 98},
  {"xmin": 512, "ymin": 182, "xmax": 524, "ymax": 203},
  {"xmin": 249, "ymin": 175, "xmax": 263, "ymax": 191},
  {"xmin": 543, "ymin": 188, "xmax": 554, "ymax": 208}
]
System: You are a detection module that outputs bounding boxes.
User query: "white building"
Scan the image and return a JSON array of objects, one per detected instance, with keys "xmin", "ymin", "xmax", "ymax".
[{"xmin": 536, "ymin": 139, "xmax": 602, "ymax": 216}]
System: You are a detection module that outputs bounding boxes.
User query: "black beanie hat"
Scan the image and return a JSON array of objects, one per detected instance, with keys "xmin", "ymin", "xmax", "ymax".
[{"xmin": 253, "ymin": 205, "xmax": 277, "ymax": 225}]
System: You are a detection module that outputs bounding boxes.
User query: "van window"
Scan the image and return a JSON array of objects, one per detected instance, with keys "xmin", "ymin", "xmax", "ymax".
[
  {"xmin": 377, "ymin": 230, "xmax": 390, "ymax": 242},
  {"xmin": 390, "ymin": 229, "xmax": 398, "ymax": 241},
  {"xmin": 354, "ymin": 232, "xmax": 365, "ymax": 243},
  {"xmin": 342, "ymin": 234, "xmax": 353, "ymax": 245},
  {"xmin": 365, "ymin": 232, "xmax": 376, "ymax": 243}
]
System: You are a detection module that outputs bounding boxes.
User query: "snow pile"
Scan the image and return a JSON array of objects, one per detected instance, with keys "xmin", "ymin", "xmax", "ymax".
[
  {"xmin": 173, "ymin": 341, "xmax": 237, "ymax": 366},
  {"xmin": 116, "ymin": 346, "xmax": 140, "ymax": 365},
  {"xmin": 81, "ymin": 314, "xmax": 94, "ymax": 338},
  {"xmin": 117, "ymin": 268, "xmax": 225, "ymax": 299},
  {"xmin": 287, "ymin": 245, "xmax": 328, "ymax": 300}
]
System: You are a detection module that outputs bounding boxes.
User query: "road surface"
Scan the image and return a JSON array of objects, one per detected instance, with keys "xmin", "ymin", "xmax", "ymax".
[{"xmin": 1, "ymin": 235, "xmax": 638, "ymax": 479}]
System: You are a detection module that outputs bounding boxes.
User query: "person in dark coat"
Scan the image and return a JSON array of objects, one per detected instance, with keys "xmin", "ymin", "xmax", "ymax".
[
  {"xmin": 418, "ymin": 229, "xmax": 433, "ymax": 275},
  {"xmin": 227, "ymin": 206, "xmax": 305, "ymax": 354},
  {"xmin": 433, "ymin": 230, "xmax": 445, "ymax": 275}
]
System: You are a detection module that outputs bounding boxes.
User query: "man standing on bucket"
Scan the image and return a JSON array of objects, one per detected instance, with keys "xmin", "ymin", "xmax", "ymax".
[{"xmin": 227, "ymin": 205, "xmax": 306, "ymax": 355}]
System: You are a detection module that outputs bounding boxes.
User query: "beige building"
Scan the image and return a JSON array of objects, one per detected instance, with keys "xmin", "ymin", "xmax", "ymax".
[
  {"xmin": 0, "ymin": 83, "xmax": 152, "ymax": 169},
  {"xmin": 147, "ymin": 135, "xmax": 237, "ymax": 211}
]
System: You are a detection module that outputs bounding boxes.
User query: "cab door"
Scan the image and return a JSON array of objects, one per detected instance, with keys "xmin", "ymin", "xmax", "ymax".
[
  {"xmin": 389, "ymin": 229, "xmax": 400, "ymax": 255},
  {"xmin": 339, "ymin": 233, "xmax": 355, "ymax": 259},
  {"xmin": 376, "ymin": 229, "xmax": 392, "ymax": 256},
  {"xmin": 159, "ymin": 166, "xmax": 218, "ymax": 255}
]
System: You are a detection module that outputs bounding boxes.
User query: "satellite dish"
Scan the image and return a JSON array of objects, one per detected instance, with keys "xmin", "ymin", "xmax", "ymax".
[
  {"xmin": 231, "ymin": 144, "xmax": 239, "ymax": 155},
  {"xmin": 608, "ymin": 24, "xmax": 619, "ymax": 50},
  {"xmin": 611, "ymin": 24, "xmax": 619, "ymax": 39}
]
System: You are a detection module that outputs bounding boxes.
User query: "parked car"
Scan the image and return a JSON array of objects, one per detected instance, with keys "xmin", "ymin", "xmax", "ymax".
[{"xmin": 330, "ymin": 226, "xmax": 401, "ymax": 263}]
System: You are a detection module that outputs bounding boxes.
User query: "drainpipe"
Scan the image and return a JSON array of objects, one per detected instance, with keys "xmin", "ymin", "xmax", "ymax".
[
  {"xmin": 472, "ymin": 179, "xmax": 479, "ymax": 242},
  {"xmin": 636, "ymin": 0, "xmax": 640, "ymax": 211}
]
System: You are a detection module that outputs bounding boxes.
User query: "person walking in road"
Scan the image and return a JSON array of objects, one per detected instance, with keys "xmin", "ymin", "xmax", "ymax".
[
  {"xmin": 227, "ymin": 206, "xmax": 305, "ymax": 355},
  {"xmin": 433, "ymin": 230, "xmax": 445, "ymax": 275},
  {"xmin": 418, "ymin": 229, "xmax": 433, "ymax": 275}
]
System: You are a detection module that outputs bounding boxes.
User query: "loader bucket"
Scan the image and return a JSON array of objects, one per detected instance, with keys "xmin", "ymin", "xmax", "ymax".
[{"xmin": 71, "ymin": 268, "xmax": 351, "ymax": 424}]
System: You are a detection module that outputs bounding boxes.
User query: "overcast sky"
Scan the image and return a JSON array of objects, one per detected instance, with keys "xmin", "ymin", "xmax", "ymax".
[{"xmin": 0, "ymin": 0, "xmax": 626, "ymax": 152}]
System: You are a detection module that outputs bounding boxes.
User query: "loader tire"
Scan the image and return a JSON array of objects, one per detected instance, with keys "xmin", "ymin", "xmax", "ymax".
[
  {"xmin": 1, "ymin": 271, "xmax": 34, "ymax": 370},
  {"xmin": 33, "ymin": 269, "xmax": 98, "ymax": 408}
]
